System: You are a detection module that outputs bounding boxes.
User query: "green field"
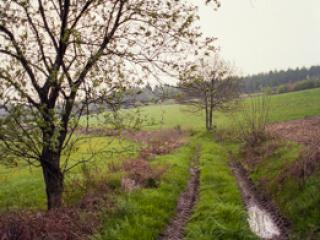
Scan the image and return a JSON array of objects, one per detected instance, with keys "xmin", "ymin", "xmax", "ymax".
[
  {"xmin": 0, "ymin": 137, "xmax": 137, "ymax": 211},
  {"xmin": 1, "ymin": 88, "xmax": 320, "ymax": 239},
  {"xmin": 110, "ymin": 87, "xmax": 320, "ymax": 130}
]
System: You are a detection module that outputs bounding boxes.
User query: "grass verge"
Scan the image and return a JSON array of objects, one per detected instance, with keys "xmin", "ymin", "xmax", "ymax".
[{"xmin": 240, "ymin": 140, "xmax": 320, "ymax": 239}]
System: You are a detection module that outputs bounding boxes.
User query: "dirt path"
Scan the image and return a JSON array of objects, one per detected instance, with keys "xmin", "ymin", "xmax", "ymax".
[
  {"xmin": 158, "ymin": 147, "xmax": 200, "ymax": 240},
  {"xmin": 231, "ymin": 161, "xmax": 289, "ymax": 240}
]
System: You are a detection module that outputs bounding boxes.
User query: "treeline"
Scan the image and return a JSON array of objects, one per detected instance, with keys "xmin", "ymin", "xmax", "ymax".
[
  {"xmin": 276, "ymin": 77, "xmax": 320, "ymax": 94},
  {"xmin": 91, "ymin": 65, "xmax": 320, "ymax": 111},
  {"xmin": 241, "ymin": 65, "xmax": 320, "ymax": 93}
]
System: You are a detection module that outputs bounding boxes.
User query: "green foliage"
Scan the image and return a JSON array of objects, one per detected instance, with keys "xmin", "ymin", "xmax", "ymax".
[
  {"xmin": 292, "ymin": 78, "xmax": 320, "ymax": 91},
  {"xmin": 276, "ymin": 78, "xmax": 320, "ymax": 94},
  {"xmin": 241, "ymin": 65, "xmax": 320, "ymax": 93},
  {"xmin": 233, "ymin": 94, "xmax": 271, "ymax": 146},
  {"xmin": 277, "ymin": 84, "xmax": 289, "ymax": 94}
]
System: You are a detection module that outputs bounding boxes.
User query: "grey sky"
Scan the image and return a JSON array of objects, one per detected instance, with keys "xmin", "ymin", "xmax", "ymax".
[{"xmin": 195, "ymin": 0, "xmax": 320, "ymax": 75}]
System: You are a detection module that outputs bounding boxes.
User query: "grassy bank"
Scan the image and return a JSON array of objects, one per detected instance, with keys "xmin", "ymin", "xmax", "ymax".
[
  {"xmin": 185, "ymin": 135, "xmax": 257, "ymax": 240},
  {"xmin": 240, "ymin": 140, "xmax": 320, "ymax": 239}
]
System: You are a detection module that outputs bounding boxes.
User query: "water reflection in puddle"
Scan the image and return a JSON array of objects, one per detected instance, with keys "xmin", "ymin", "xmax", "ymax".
[{"xmin": 247, "ymin": 204, "xmax": 280, "ymax": 239}]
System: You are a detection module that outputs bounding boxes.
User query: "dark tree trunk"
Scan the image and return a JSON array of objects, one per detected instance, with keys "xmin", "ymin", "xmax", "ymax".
[
  {"xmin": 205, "ymin": 101, "xmax": 213, "ymax": 131},
  {"xmin": 205, "ymin": 100, "xmax": 209, "ymax": 130},
  {"xmin": 207, "ymin": 80, "xmax": 214, "ymax": 131},
  {"xmin": 208, "ymin": 105, "xmax": 215, "ymax": 131},
  {"xmin": 41, "ymin": 148, "xmax": 64, "ymax": 210},
  {"xmin": 208, "ymin": 107, "xmax": 213, "ymax": 130}
]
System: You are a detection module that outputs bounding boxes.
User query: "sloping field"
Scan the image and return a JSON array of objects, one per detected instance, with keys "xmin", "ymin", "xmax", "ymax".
[{"xmin": 137, "ymin": 87, "xmax": 320, "ymax": 130}]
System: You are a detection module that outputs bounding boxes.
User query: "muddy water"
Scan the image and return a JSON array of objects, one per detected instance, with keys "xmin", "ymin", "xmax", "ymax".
[
  {"xmin": 247, "ymin": 204, "xmax": 280, "ymax": 239},
  {"xmin": 232, "ymin": 163, "xmax": 282, "ymax": 240}
]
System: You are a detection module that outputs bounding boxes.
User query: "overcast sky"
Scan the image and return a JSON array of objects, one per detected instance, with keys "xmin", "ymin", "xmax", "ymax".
[{"xmin": 195, "ymin": 0, "xmax": 320, "ymax": 75}]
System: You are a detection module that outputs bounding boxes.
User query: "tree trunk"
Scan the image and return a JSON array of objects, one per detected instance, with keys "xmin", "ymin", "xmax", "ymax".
[
  {"xmin": 41, "ymin": 148, "xmax": 64, "ymax": 210},
  {"xmin": 208, "ymin": 84, "xmax": 214, "ymax": 131},
  {"xmin": 209, "ymin": 106, "xmax": 213, "ymax": 131},
  {"xmin": 205, "ymin": 101, "xmax": 209, "ymax": 130}
]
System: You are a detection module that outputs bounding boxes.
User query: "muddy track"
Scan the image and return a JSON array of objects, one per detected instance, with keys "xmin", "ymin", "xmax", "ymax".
[
  {"xmin": 231, "ymin": 161, "xmax": 290, "ymax": 240},
  {"xmin": 158, "ymin": 147, "xmax": 200, "ymax": 240}
]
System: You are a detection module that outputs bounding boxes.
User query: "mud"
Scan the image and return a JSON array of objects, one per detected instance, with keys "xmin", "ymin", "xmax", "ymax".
[
  {"xmin": 159, "ymin": 146, "xmax": 200, "ymax": 240},
  {"xmin": 231, "ymin": 161, "xmax": 289, "ymax": 240}
]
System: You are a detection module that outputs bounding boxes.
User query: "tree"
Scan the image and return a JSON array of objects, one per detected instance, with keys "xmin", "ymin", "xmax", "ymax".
[
  {"xmin": 0, "ymin": 0, "xmax": 212, "ymax": 209},
  {"xmin": 178, "ymin": 55, "xmax": 238, "ymax": 131}
]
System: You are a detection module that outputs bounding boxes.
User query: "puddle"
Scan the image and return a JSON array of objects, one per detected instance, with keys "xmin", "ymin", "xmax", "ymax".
[
  {"xmin": 247, "ymin": 204, "xmax": 281, "ymax": 239},
  {"xmin": 231, "ymin": 162, "xmax": 284, "ymax": 240}
]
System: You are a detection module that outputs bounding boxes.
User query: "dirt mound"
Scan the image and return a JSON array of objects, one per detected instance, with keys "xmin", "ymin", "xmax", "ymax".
[{"xmin": 268, "ymin": 116, "xmax": 320, "ymax": 146}]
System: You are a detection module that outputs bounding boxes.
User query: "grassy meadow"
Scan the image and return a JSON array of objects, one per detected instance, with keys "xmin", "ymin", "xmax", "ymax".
[
  {"xmin": 1, "ymin": 88, "xmax": 320, "ymax": 239},
  {"xmin": 116, "ymin": 87, "xmax": 320, "ymax": 130}
]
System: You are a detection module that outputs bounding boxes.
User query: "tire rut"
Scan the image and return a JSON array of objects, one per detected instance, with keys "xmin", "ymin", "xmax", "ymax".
[
  {"xmin": 231, "ymin": 161, "xmax": 290, "ymax": 240},
  {"xmin": 158, "ymin": 145, "xmax": 201, "ymax": 240}
]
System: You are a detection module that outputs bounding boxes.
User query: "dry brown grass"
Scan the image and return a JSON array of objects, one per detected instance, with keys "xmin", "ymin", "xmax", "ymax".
[
  {"xmin": 240, "ymin": 138, "xmax": 283, "ymax": 169},
  {"xmin": 268, "ymin": 116, "xmax": 320, "ymax": 146},
  {"xmin": 267, "ymin": 116, "xmax": 320, "ymax": 185}
]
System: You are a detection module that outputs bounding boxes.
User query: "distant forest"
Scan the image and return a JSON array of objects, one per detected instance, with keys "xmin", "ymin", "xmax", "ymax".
[
  {"xmin": 126, "ymin": 65, "xmax": 320, "ymax": 106},
  {"xmin": 241, "ymin": 65, "xmax": 320, "ymax": 93}
]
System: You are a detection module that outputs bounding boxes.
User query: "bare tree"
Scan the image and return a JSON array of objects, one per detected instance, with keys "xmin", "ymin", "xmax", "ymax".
[
  {"xmin": 0, "ymin": 0, "xmax": 213, "ymax": 209},
  {"xmin": 178, "ymin": 56, "xmax": 239, "ymax": 131}
]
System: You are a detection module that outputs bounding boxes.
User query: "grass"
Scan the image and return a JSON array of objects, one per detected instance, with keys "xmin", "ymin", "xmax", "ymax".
[
  {"xmin": 267, "ymin": 87, "xmax": 320, "ymax": 122},
  {"xmin": 241, "ymin": 140, "xmax": 320, "ymax": 239},
  {"xmin": 94, "ymin": 142, "xmax": 195, "ymax": 240},
  {"xmin": 94, "ymin": 135, "xmax": 256, "ymax": 240},
  {"xmin": 185, "ymin": 134, "xmax": 257, "ymax": 240},
  {"xmin": 0, "ymin": 136, "xmax": 136, "ymax": 211}
]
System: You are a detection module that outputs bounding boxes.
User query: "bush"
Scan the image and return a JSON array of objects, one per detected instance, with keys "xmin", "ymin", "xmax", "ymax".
[
  {"xmin": 293, "ymin": 78, "xmax": 320, "ymax": 91},
  {"xmin": 236, "ymin": 94, "xmax": 271, "ymax": 147},
  {"xmin": 277, "ymin": 84, "xmax": 289, "ymax": 94}
]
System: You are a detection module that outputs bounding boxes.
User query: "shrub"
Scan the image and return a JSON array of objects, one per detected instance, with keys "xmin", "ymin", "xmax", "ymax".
[
  {"xmin": 277, "ymin": 84, "xmax": 289, "ymax": 94},
  {"xmin": 237, "ymin": 94, "xmax": 271, "ymax": 147},
  {"xmin": 122, "ymin": 159, "xmax": 166, "ymax": 189}
]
